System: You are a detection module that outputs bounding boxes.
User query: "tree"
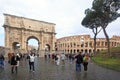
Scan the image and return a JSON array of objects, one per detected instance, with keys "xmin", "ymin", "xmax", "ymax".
[
  {"xmin": 92, "ymin": 0, "xmax": 120, "ymax": 55},
  {"xmin": 82, "ymin": 0, "xmax": 120, "ymax": 55},
  {"xmin": 81, "ymin": 9, "xmax": 102, "ymax": 54}
]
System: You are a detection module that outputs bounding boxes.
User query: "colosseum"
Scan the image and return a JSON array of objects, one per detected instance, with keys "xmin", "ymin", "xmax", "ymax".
[{"xmin": 56, "ymin": 35, "xmax": 120, "ymax": 54}]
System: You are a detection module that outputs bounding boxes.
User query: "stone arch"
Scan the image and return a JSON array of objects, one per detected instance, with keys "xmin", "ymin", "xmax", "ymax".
[
  {"xmin": 12, "ymin": 42, "xmax": 20, "ymax": 53},
  {"xmin": 68, "ymin": 50, "xmax": 69, "ymax": 53},
  {"xmin": 89, "ymin": 49, "xmax": 92, "ymax": 53},
  {"xmin": 74, "ymin": 49, "xmax": 76, "ymax": 53},
  {"xmin": 12, "ymin": 42, "xmax": 20, "ymax": 50},
  {"xmin": 85, "ymin": 49, "xmax": 88, "ymax": 53},
  {"xmin": 77, "ymin": 49, "xmax": 79, "ymax": 53},
  {"xmin": 81, "ymin": 49, "xmax": 83, "ymax": 53},
  {"xmin": 27, "ymin": 36, "xmax": 40, "ymax": 43},
  {"xmin": 44, "ymin": 44, "xmax": 50, "ymax": 55},
  {"xmin": 45, "ymin": 44, "xmax": 50, "ymax": 51},
  {"xmin": 97, "ymin": 49, "xmax": 100, "ymax": 52},
  {"xmin": 26, "ymin": 36, "xmax": 40, "ymax": 54},
  {"xmin": 3, "ymin": 14, "xmax": 56, "ymax": 57}
]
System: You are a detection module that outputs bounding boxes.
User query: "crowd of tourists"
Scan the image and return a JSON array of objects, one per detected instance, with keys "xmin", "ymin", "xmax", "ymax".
[
  {"xmin": 0, "ymin": 51, "xmax": 91, "ymax": 74},
  {"xmin": 44, "ymin": 52, "xmax": 90, "ymax": 72}
]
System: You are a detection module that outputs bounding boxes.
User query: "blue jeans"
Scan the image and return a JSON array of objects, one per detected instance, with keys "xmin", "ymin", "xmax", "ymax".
[
  {"xmin": 76, "ymin": 63, "xmax": 81, "ymax": 71},
  {"xmin": 0, "ymin": 59, "xmax": 4, "ymax": 68}
]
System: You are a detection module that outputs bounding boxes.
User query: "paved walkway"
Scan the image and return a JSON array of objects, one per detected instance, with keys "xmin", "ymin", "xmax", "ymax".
[{"xmin": 0, "ymin": 58, "xmax": 120, "ymax": 80}]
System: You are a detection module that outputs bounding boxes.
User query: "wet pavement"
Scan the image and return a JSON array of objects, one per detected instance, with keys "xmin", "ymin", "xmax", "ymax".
[{"xmin": 0, "ymin": 57, "xmax": 120, "ymax": 80}]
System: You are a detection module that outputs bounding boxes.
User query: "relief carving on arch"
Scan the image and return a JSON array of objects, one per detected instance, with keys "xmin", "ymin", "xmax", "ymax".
[{"xmin": 3, "ymin": 14, "xmax": 56, "ymax": 57}]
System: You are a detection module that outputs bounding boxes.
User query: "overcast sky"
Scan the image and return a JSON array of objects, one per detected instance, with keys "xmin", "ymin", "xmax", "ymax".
[{"xmin": 0, "ymin": 0, "xmax": 120, "ymax": 46}]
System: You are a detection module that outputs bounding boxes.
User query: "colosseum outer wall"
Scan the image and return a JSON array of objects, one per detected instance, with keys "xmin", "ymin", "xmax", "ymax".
[{"xmin": 56, "ymin": 35, "xmax": 120, "ymax": 54}]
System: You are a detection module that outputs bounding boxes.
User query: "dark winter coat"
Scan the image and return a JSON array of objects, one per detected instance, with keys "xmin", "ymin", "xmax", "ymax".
[
  {"xmin": 75, "ymin": 54, "xmax": 83, "ymax": 64},
  {"xmin": 10, "ymin": 56, "xmax": 17, "ymax": 65}
]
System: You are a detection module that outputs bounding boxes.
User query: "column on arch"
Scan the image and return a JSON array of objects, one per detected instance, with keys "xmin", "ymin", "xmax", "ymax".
[
  {"xmin": 5, "ymin": 26, "xmax": 10, "ymax": 48},
  {"xmin": 21, "ymin": 29, "xmax": 25, "ymax": 50}
]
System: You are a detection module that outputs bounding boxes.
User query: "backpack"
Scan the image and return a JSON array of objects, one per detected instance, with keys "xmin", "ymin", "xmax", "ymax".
[
  {"xmin": 55, "ymin": 56, "xmax": 58, "ymax": 60},
  {"xmin": 83, "ymin": 56, "xmax": 89, "ymax": 62},
  {"xmin": 27, "ymin": 55, "xmax": 30, "ymax": 59}
]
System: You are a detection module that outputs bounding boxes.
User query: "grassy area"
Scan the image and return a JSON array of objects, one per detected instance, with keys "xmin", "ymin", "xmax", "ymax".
[{"xmin": 92, "ymin": 46, "xmax": 120, "ymax": 72}]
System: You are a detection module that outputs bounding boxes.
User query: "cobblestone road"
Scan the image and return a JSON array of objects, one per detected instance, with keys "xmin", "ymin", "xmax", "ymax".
[{"xmin": 0, "ymin": 58, "xmax": 120, "ymax": 80}]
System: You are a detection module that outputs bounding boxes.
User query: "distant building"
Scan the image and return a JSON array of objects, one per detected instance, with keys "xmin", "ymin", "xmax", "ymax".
[
  {"xmin": 56, "ymin": 35, "xmax": 120, "ymax": 54},
  {"xmin": 28, "ymin": 45, "xmax": 38, "ymax": 51}
]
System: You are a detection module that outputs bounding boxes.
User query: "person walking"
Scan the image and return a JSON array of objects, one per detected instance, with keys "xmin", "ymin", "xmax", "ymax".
[
  {"xmin": 16, "ymin": 53, "xmax": 21, "ymax": 67},
  {"xmin": 69, "ymin": 53, "xmax": 73, "ymax": 63},
  {"xmin": 61, "ymin": 53, "xmax": 66, "ymax": 65},
  {"xmin": 83, "ymin": 53, "xmax": 90, "ymax": 71},
  {"xmin": 56, "ymin": 54, "xmax": 60, "ymax": 66},
  {"xmin": 51, "ymin": 53, "xmax": 55, "ymax": 62},
  {"xmin": 28, "ymin": 53, "xmax": 35, "ymax": 72},
  {"xmin": 8, "ymin": 53, "xmax": 12, "ymax": 64},
  {"xmin": 0, "ymin": 54, "xmax": 5, "ymax": 68},
  {"xmin": 74, "ymin": 52, "xmax": 83, "ymax": 72},
  {"xmin": 10, "ymin": 53, "xmax": 18, "ymax": 74}
]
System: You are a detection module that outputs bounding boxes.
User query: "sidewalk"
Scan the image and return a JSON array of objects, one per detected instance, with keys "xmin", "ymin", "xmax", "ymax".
[{"xmin": 0, "ymin": 58, "xmax": 120, "ymax": 80}]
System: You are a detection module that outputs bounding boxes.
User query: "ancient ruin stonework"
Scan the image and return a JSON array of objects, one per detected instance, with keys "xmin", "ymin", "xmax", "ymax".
[
  {"xmin": 56, "ymin": 35, "xmax": 120, "ymax": 54},
  {"xmin": 3, "ymin": 14, "xmax": 56, "ymax": 57}
]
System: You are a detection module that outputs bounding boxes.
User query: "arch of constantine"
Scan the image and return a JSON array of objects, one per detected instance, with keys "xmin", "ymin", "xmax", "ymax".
[
  {"xmin": 56, "ymin": 35, "xmax": 120, "ymax": 54},
  {"xmin": 3, "ymin": 14, "xmax": 56, "ymax": 57}
]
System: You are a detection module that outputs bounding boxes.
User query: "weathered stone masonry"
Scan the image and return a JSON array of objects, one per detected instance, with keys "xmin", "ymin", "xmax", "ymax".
[{"xmin": 3, "ymin": 14, "xmax": 56, "ymax": 57}]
